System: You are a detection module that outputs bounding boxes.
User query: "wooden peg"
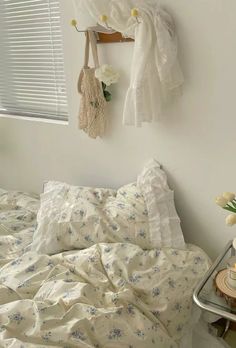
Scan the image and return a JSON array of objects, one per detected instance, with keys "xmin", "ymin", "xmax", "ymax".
[{"xmin": 100, "ymin": 14, "xmax": 111, "ymax": 29}]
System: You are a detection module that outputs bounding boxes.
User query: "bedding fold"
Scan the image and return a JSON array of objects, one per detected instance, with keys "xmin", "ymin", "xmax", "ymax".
[{"xmin": 0, "ymin": 242, "xmax": 210, "ymax": 347}]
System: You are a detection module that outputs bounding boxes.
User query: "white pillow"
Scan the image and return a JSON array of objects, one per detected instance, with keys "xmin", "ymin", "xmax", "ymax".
[
  {"xmin": 32, "ymin": 159, "xmax": 185, "ymax": 255},
  {"xmin": 31, "ymin": 181, "xmax": 151, "ymax": 254}
]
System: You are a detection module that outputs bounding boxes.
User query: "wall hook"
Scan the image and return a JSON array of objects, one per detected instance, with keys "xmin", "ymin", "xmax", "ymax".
[{"xmin": 70, "ymin": 19, "xmax": 86, "ymax": 33}]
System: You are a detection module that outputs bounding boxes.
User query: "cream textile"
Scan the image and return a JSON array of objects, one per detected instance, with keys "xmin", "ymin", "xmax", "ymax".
[
  {"xmin": 0, "ymin": 242, "xmax": 210, "ymax": 347},
  {"xmin": 138, "ymin": 159, "xmax": 185, "ymax": 249},
  {"xmin": 31, "ymin": 160, "xmax": 185, "ymax": 255},
  {"xmin": 0, "ymin": 190, "xmax": 39, "ymax": 266},
  {"xmin": 0, "ymin": 187, "xmax": 211, "ymax": 347},
  {"xmin": 75, "ymin": 0, "xmax": 184, "ymax": 126},
  {"xmin": 31, "ymin": 182, "xmax": 152, "ymax": 254}
]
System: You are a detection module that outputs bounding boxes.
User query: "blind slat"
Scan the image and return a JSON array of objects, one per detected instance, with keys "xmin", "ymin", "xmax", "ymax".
[
  {"xmin": 0, "ymin": 109, "xmax": 68, "ymax": 121},
  {"xmin": 1, "ymin": 97, "xmax": 67, "ymax": 106},
  {"xmin": 1, "ymin": 40, "xmax": 62, "ymax": 45},
  {"xmin": 0, "ymin": 71, "xmax": 66, "ymax": 76},
  {"xmin": 0, "ymin": 104, "xmax": 67, "ymax": 113},
  {"xmin": 0, "ymin": 86, "xmax": 66, "ymax": 94},
  {"xmin": 5, "ymin": 94, "xmax": 67, "ymax": 100},
  {"xmin": 0, "ymin": 0, "xmax": 68, "ymax": 121}
]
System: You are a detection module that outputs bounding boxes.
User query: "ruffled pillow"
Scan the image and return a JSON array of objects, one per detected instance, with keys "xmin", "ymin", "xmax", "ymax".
[
  {"xmin": 32, "ymin": 159, "xmax": 185, "ymax": 255},
  {"xmin": 31, "ymin": 181, "xmax": 151, "ymax": 254}
]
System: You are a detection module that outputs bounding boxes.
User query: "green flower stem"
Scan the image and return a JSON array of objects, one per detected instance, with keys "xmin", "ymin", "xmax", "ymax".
[
  {"xmin": 223, "ymin": 206, "xmax": 236, "ymax": 213},
  {"xmin": 227, "ymin": 203, "xmax": 235, "ymax": 209}
]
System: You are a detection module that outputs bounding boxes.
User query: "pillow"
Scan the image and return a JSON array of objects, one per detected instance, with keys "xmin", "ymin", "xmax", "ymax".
[
  {"xmin": 31, "ymin": 181, "xmax": 151, "ymax": 254},
  {"xmin": 32, "ymin": 159, "xmax": 185, "ymax": 255},
  {"xmin": 137, "ymin": 159, "xmax": 185, "ymax": 249}
]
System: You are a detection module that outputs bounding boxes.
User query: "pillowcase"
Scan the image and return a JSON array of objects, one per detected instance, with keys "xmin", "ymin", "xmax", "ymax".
[
  {"xmin": 31, "ymin": 181, "xmax": 151, "ymax": 254},
  {"xmin": 137, "ymin": 159, "xmax": 185, "ymax": 249},
  {"xmin": 32, "ymin": 159, "xmax": 185, "ymax": 255}
]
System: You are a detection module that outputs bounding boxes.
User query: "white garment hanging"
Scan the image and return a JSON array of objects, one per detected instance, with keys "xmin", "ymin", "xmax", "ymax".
[{"xmin": 74, "ymin": 0, "xmax": 184, "ymax": 127}]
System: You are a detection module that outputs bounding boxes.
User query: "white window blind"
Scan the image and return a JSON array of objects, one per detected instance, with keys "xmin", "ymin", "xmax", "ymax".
[{"xmin": 0, "ymin": 0, "xmax": 68, "ymax": 121}]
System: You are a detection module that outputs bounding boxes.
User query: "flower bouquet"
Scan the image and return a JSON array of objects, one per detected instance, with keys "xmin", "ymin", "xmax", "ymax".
[
  {"xmin": 216, "ymin": 192, "xmax": 236, "ymax": 226},
  {"xmin": 95, "ymin": 65, "xmax": 120, "ymax": 102},
  {"xmin": 216, "ymin": 192, "xmax": 236, "ymax": 250}
]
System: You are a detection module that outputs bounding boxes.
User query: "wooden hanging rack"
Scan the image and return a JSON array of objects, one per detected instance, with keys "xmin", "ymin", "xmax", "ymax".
[
  {"xmin": 96, "ymin": 31, "xmax": 134, "ymax": 44},
  {"xmin": 72, "ymin": 23, "xmax": 134, "ymax": 44},
  {"xmin": 71, "ymin": 9, "xmax": 140, "ymax": 44},
  {"xmin": 84, "ymin": 25, "xmax": 134, "ymax": 44}
]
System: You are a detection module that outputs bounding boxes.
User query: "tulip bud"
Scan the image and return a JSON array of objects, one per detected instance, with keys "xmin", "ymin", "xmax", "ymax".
[
  {"xmin": 215, "ymin": 196, "xmax": 228, "ymax": 208},
  {"xmin": 223, "ymin": 192, "xmax": 235, "ymax": 202},
  {"xmin": 226, "ymin": 214, "xmax": 236, "ymax": 226}
]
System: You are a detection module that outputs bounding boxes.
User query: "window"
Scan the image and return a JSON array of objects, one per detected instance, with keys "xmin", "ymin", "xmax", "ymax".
[{"xmin": 0, "ymin": 0, "xmax": 68, "ymax": 121}]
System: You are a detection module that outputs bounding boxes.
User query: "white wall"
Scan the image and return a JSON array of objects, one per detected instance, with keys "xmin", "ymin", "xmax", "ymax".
[{"xmin": 0, "ymin": 0, "xmax": 235, "ymax": 259}]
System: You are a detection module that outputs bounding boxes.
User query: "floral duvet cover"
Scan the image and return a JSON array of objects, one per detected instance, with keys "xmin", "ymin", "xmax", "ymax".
[{"xmin": 0, "ymin": 189, "xmax": 210, "ymax": 348}]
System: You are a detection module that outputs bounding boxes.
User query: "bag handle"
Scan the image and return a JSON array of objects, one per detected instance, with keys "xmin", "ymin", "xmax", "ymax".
[
  {"xmin": 78, "ymin": 30, "xmax": 100, "ymax": 94},
  {"xmin": 88, "ymin": 30, "xmax": 99, "ymax": 68},
  {"xmin": 83, "ymin": 31, "xmax": 90, "ymax": 68},
  {"xmin": 83, "ymin": 30, "xmax": 99, "ymax": 68}
]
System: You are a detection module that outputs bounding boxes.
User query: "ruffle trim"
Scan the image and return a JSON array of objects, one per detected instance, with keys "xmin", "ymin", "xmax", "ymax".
[{"xmin": 138, "ymin": 159, "xmax": 186, "ymax": 249}]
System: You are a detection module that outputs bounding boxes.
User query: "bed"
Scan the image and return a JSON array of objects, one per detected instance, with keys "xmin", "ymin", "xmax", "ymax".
[{"xmin": 0, "ymin": 160, "xmax": 211, "ymax": 348}]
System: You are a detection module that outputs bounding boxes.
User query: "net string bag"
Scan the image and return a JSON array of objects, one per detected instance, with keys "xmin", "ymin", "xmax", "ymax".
[{"xmin": 78, "ymin": 30, "xmax": 106, "ymax": 139}]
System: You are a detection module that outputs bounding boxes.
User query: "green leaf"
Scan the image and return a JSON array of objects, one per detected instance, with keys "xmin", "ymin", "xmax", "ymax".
[
  {"xmin": 223, "ymin": 206, "xmax": 236, "ymax": 213},
  {"xmin": 104, "ymin": 90, "xmax": 112, "ymax": 102}
]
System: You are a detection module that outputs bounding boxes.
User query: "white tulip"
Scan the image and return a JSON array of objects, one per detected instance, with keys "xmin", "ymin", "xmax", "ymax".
[
  {"xmin": 223, "ymin": 192, "xmax": 235, "ymax": 202},
  {"xmin": 226, "ymin": 214, "xmax": 236, "ymax": 226},
  {"xmin": 215, "ymin": 196, "xmax": 228, "ymax": 208},
  {"xmin": 95, "ymin": 65, "xmax": 120, "ymax": 86}
]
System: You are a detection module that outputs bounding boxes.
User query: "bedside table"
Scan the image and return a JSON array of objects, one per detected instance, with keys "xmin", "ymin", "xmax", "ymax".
[{"xmin": 193, "ymin": 240, "xmax": 236, "ymax": 323}]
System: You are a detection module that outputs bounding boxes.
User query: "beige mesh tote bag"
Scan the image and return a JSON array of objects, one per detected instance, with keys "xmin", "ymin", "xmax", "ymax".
[{"xmin": 78, "ymin": 30, "xmax": 106, "ymax": 139}]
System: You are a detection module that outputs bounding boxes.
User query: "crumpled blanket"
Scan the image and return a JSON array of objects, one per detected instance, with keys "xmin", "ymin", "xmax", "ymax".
[
  {"xmin": 0, "ymin": 243, "xmax": 210, "ymax": 348},
  {"xmin": 0, "ymin": 189, "xmax": 39, "ymax": 267},
  {"xmin": 0, "ymin": 188, "xmax": 210, "ymax": 347}
]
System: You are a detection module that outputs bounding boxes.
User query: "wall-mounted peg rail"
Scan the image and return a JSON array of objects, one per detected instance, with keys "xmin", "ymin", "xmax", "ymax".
[{"xmin": 71, "ymin": 9, "xmax": 140, "ymax": 44}]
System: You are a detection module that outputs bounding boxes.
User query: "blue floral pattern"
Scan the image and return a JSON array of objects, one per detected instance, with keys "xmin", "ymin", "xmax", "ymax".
[
  {"xmin": 0, "ymin": 190, "xmax": 39, "ymax": 265},
  {"xmin": 0, "ymin": 187, "xmax": 211, "ymax": 347},
  {"xmin": 31, "ymin": 182, "xmax": 152, "ymax": 254}
]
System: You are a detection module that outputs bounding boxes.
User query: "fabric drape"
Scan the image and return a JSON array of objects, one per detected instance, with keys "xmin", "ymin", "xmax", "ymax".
[{"xmin": 74, "ymin": 0, "xmax": 184, "ymax": 126}]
